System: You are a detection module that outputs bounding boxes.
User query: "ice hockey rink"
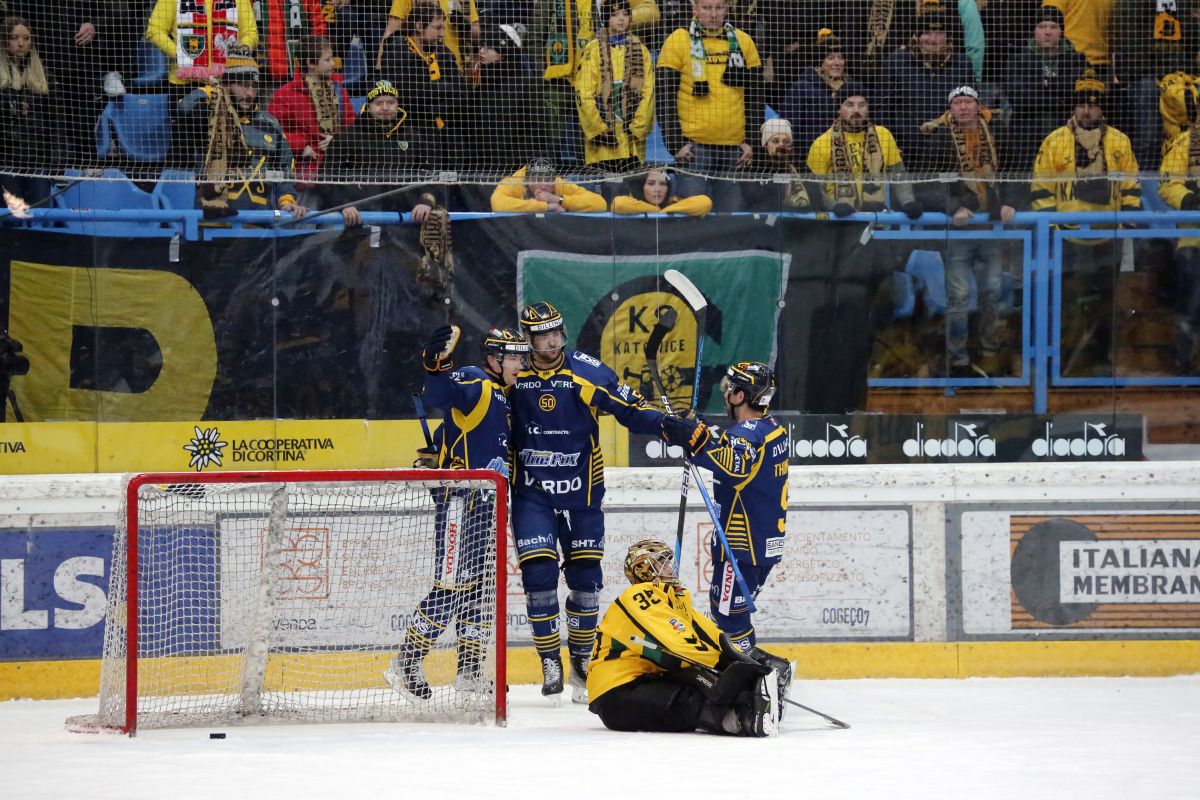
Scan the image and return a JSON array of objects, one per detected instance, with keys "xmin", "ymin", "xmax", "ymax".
[{"xmin": 3, "ymin": 677, "xmax": 1197, "ymax": 799}]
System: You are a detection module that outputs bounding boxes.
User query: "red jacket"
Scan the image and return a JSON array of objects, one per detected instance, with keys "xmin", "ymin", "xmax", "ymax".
[{"xmin": 267, "ymin": 76, "xmax": 355, "ymax": 182}]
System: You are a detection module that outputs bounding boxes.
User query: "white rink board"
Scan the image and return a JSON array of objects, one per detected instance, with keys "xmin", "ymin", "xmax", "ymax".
[{"xmin": 503, "ymin": 507, "xmax": 912, "ymax": 642}]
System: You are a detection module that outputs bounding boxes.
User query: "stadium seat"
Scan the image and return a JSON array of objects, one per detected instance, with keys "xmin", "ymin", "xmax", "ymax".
[
  {"xmin": 351, "ymin": 96, "xmax": 367, "ymax": 116},
  {"xmin": 153, "ymin": 169, "xmax": 197, "ymax": 210},
  {"xmin": 55, "ymin": 168, "xmax": 162, "ymax": 236},
  {"xmin": 131, "ymin": 41, "xmax": 168, "ymax": 88},
  {"xmin": 342, "ymin": 39, "xmax": 367, "ymax": 90},
  {"xmin": 96, "ymin": 95, "xmax": 172, "ymax": 162},
  {"xmin": 644, "ymin": 122, "xmax": 674, "ymax": 165}
]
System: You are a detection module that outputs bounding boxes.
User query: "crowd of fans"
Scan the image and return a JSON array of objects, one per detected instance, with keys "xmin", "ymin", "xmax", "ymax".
[{"xmin": 3, "ymin": 0, "xmax": 1200, "ymax": 377}]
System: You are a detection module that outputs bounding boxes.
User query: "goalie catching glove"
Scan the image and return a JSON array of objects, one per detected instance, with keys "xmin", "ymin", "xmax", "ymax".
[
  {"xmin": 660, "ymin": 412, "xmax": 711, "ymax": 457},
  {"xmin": 422, "ymin": 324, "xmax": 461, "ymax": 373}
]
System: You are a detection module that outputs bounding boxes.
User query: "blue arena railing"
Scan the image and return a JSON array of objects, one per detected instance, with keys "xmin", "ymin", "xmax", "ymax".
[{"xmin": 5, "ymin": 206, "xmax": 1200, "ymax": 409}]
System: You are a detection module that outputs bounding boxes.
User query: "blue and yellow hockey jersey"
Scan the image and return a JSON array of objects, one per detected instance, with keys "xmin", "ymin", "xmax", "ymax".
[
  {"xmin": 424, "ymin": 366, "xmax": 510, "ymax": 470},
  {"xmin": 510, "ymin": 350, "xmax": 664, "ymax": 509},
  {"xmin": 692, "ymin": 416, "xmax": 789, "ymax": 566}
]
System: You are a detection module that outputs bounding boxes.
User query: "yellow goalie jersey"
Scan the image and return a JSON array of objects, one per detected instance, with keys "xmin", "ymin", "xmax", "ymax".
[{"xmin": 587, "ymin": 582, "xmax": 725, "ymax": 703}]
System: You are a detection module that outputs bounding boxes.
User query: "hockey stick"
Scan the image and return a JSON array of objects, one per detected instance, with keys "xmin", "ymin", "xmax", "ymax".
[
  {"xmin": 661, "ymin": 269, "xmax": 708, "ymax": 566},
  {"xmin": 645, "ymin": 309, "xmax": 756, "ymax": 613},
  {"xmin": 412, "ymin": 393, "xmax": 435, "ymax": 450},
  {"xmin": 626, "ymin": 635, "xmax": 850, "ymax": 730}
]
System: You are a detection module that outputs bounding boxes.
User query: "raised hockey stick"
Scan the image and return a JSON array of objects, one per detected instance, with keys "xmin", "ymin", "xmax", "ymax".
[
  {"xmin": 626, "ymin": 635, "xmax": 850, "ymax": 730},
  {"xmin": 645, "ymin": 309, "xmax": 756, "ymax": 613},
  {"xmin": 411, "ymin": 393, "xmax": 435, "ymax": 450},
  {"xmin": 661, "ymin": 269, "xmax": 708, "ymax": 566}
]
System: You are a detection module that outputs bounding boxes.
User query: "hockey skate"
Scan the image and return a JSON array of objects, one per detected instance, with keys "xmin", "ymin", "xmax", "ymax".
[
  {"xmin": 540, "ymin": 655, "xmax": 564, "ymax": 704},
  {"xmin": 737, "ymin": 667, "xmax": 780, "ymax": 737},
  {"xmin": 384, "ymin": 654, "xmax": 432, "ymax": 701},
  {"xmin": 568, "ymin": 653, "xmax": 589, "ymax": 705},
  {"xmin": 454, "ymin": 651, "xmax": 489, "ymax": 694}
]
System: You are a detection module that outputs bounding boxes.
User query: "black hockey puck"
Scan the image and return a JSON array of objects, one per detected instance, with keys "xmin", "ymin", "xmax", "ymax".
[{"xmin": 209, "ymin": 732, "xmax": 226, "ymax": 739}]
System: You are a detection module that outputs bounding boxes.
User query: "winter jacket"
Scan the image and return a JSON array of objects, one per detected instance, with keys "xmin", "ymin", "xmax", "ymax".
[
  {"xmin": 267, "ymin": 75, "xmax": 355, "ymax": 182},
  {"xmin": 879, "ymin": 45, "xmax": 974, "ymax": 161},
  {"xmin": 574, "ymin": 35, "xmax": 656, "ymax": 165},
  {"xmin": 146, "ymin": 0, "xmax": 259, "ymax": 85},
  {"xmin": 1003, "ymin": 39, "xmax": 1088, "ymax": 172}
]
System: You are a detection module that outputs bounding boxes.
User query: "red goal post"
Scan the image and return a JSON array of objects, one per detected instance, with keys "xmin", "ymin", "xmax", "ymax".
[{"xmin": 68, "ymin": 469, "xmax": 508, "ymax": 735}]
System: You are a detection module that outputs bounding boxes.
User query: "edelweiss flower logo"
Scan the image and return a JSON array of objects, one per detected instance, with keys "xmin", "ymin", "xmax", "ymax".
[{"xmin": 183, "ymin": 426, "xmax": 228, "ymax": 471}]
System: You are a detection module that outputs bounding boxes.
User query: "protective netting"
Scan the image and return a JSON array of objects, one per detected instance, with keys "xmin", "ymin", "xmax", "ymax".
[
  {"xmin": 67, "ymin": 472, "xmax": 504, "ymax": 733},
  {"xmin": 1, "ymin": 1, "xmax": 1194, "ymax": 210}
]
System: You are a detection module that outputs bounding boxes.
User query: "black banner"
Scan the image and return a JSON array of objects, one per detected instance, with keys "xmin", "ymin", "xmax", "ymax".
[{"xmin": 630, "ymin": 413, "xmax": 1144, "ymax": 465}]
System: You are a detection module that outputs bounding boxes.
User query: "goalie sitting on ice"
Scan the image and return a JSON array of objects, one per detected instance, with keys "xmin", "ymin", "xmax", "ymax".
[{"xmin": 587, "ymin": 540, "xmax": 792, "ymax": 737}]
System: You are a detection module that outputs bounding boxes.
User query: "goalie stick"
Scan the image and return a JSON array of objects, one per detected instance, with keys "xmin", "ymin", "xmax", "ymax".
[
  {"xmin": 645, "ymin": 307, "xmax": 756, "ymax": 613},
  {"xmin": 661, "ymin": 269, "xmax": 708, "ymax": 566},
  {"xmin": 626, "ymin": 635, "xmax": 850, "ymax": 730}
]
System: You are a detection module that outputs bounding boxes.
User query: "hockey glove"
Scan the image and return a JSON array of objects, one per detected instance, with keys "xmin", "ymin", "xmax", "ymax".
[
  {"xmin": 1182, "ymin": 193, "xmax": 1200, "ymax": 211},
  {"xmin": 901, "ymin": 200, "xmax": 924, "ymax": 220},
  {"xmin": 831, "ymin": 202, "xmax": 855, "ymax": 218},
  {"xmin": 660, "ymin": 413, "xmax": 711, "ymax": 457},
  {"xmin": 422, "ymin": 324, "xmax": 460, "ymax": 373}
]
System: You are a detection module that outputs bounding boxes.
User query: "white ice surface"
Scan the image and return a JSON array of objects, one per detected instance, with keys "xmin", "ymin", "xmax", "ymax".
[{"xmin": 3, "ymin": 677, "xmax": 1198, "ymax": 799}]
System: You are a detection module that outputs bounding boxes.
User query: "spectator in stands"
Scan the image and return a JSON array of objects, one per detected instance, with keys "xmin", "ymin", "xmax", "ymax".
[
  {"xmin": 1043, "ymin": 0, "xmax": 1113, "ymax": 68},
  {"xmin": 806, "ymin": 83, "xmax": 922, "ymax": 219},
  {"xmin": 470, "ymin": 22, "xmax": 540, "ymax": 176},
  {"xmin": 575, "ymin": 0, "xmax": 655, "ymax": 173},
  {"xmin": 377, "ymin": 0, "xmax": 481, "ymax": 73},
  {"xmin": 530, "ymin": 0, "xmax": 594, "ymax": 162},
  {"xmin": 611, "ymin": 165, "xmax": 712, "ymax": 215},
  {"xmin": 1003, "ymin": 5, "xmax": 1087, "ymax": 172},
  {"xmin": 490, "ymin": 156, "xmax": 606, "ymax": 211},
  {"xmin": 741, "ymin": 118, "xmax": 816, "ymax": 212},
  {"xmin": 1111, "ymin": 0, "xmax": 1200, "ymax": 169},
  {"xmin": 1031, "ymin": 69, "xmax": 1140, "ymax": 377},
  {"xmin": 268, "ymin": 35, "xmax": 355, "ymax": 192},
  {"xmin": 916, "ymin": 85, "xmax": 1018, "ymax": 377},
  {"xmin": 1156, "ymin": 122, "xmax": 1200, "ymax": 373},
  {"xmin": 178, "ymin": 44, "xmax": 308, "ymax": 219},
  {"xmin": 146, "ymin": 0, "xmax": 260, "ymax": 166},
  {"xmin": 656, "ymin": 0, "xmax": 764, "ymax": 212},
  {"xmin": 380, "ymin": 1, "xmax": 471, "ymax": 171},
  {"xmin": 7, "ymin": 2, "xmax": 103, "ymax": 166},
  {"xmin": 747, "ymin": 0, "xmax": 807, "ymax": 109},
  {"xmin": 319, "ymin": 78, "xmax": 436, "ymax": 226},
  {"xmin": 256, "ymin": 0, "xmax": 329, "ymax": 83},
  {"xmin": 777, "ymin": 28, "xmax": 852, "ymax": 156},
  {"xmin": 0, "ymin": 16, "xmax": 55, "ymax": 205},
  {"xmin": 878, "ymin": 1, "xmax": 974, "ymax": 165}
]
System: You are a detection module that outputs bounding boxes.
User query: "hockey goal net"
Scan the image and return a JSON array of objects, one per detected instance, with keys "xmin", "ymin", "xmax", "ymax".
[{"xmin": 68, "ymin": 469, "xmax": 507, "ymax": 735}]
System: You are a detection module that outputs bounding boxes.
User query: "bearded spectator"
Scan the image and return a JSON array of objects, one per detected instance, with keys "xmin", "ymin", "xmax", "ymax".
[{"xmin": 741, "ymin": 118, "xmax": 816, "ymax": 212}]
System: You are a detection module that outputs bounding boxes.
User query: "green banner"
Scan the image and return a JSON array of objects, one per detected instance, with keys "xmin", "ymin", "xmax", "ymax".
[{"xmin": 518, "ymin": 250, "xmax": 788, "ymax": 414}]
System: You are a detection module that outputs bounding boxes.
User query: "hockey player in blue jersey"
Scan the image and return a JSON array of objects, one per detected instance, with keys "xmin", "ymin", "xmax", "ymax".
[
  {"xmin": 660, "ymin": 361, "xmax": 789, "ymax": 652},
  {"xmin": 386, "ymin": 325, "xmax": 529, "ymax": 700},
  {"xmin": 510, "ymin": 301, "xmax": 668, "ymax": 703}
]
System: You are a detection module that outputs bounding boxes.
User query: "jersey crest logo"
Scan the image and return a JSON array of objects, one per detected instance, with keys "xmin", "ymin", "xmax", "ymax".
[
  {"xmin": 538, "ymin": 394, "xmax": 556, "ymax": 412},
  {"xmin": 668, "ymin": 617, "xmax": 685, "ymax": 633}
]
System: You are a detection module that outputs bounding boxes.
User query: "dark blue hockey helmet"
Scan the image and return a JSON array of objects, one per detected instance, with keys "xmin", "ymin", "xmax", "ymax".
[{"xmin": 721, "ymin": 361, "xmax": 776, "ymax": 409}]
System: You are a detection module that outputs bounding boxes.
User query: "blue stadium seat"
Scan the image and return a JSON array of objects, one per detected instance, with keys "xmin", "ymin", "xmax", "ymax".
[
  {"xmin": 153, "ymin": 168, "xmax": 196, "ymax": 210},
  {"xmin": 644, "ymin": 122, "xmax": 674, "ymax": 165},
  {"xmin": 55, "ymin": 168, "xmax": 162, "ymax": 236},
  {"xmin": 351, "ymin": 96, "xmax": 367, "ymax": 116},
  {"xmin": 342, "ymin": 39, "xmax": 367, "ymax": 90},
  {"xmin": 96, "ymin": 95, "xmax": 172, "ymax": 162},
  {"xmin": 131, "ymin": 41, "xmax": 168, "ymax": 87}
]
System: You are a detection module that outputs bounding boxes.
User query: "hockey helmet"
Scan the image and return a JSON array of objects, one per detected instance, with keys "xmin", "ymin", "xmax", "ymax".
[
  {"xmin": 720, "ymin": 361, "xmax": 776, "ymax": 409},
  {"xmin": 624, "ymin": 539, "xmax": 677, "ymax": 585},
  {"xmin": 519, "ymin": 301, "xmax": 566, "ymax": 338},
  {"xmin": 482, "ymin": 326, "xmax": 531, "ymax": 364}
]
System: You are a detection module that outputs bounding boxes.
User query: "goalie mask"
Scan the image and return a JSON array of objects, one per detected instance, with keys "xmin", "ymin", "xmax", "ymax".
[
  {"xmin": 624, "ymin": 539, "xmax": 678, "ymax": 586},
  {"xmin": 721, "ymin": 361, "xmax": 776, "ymax": 411}
]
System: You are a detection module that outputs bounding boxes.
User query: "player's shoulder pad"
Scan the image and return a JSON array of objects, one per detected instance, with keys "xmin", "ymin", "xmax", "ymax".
[
  {"xmin": 728, "ymin": 418, "xmax": 768, "ymax": 445},
  {"xmin": 451, "ymin": 365, "xmax": 489, "ymax": 382},
  {"xmin": 566, "ymin": 350, "xmax": 617, "ymax": 381}
]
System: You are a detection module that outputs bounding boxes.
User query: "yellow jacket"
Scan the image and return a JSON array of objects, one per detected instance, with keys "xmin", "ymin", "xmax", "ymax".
[
  {"xmin": 575, "ymin": 37, "xmax": 656, "ymax": 164},
  {"xmin": 611, "ymin": 193, "xmax": 712, "ymax": 216},
  {"xmin": 1030, "ymin": 124, "xmax": 1141, "ymax": 213},
  {"xmin": 146, "ymin": 0, "xmax": 259, "ymax": 85},
  {"xmin": 490, "ymin": 166, "xmax": 607, "ymax": 212},
  {"xmin": 587, "ymin": 582, "xmax": 724, "ymax": 703},
  {"xmin": 1158, "ymin": 129, "xmax": 1200, "ymax": 247}
]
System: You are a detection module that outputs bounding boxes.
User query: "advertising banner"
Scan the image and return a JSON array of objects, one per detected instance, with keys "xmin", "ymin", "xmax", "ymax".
[
  {"xmin": 957, "ymin": 506, "xmax": 1200, "ymax": 636},
  {"xmin": 630, "ymin": 413, "xmax": 1144, "ymax": 465}
]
